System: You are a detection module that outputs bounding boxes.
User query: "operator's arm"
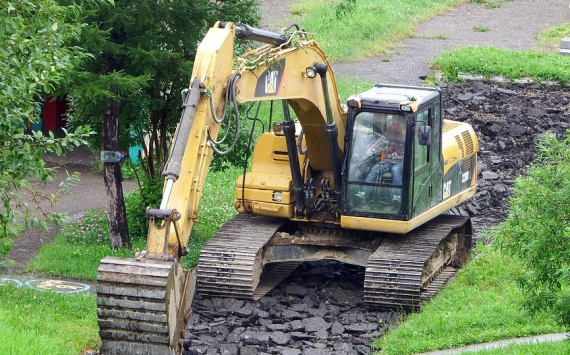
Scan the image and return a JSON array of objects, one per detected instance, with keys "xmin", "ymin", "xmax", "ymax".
[{"xmin": 367, "ymin": 135, "xmax": 389, "ymax": 156}]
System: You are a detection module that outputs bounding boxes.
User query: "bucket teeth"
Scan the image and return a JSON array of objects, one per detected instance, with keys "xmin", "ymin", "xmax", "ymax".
[{"xmin": 96, "ymin": 256, "xmax": 195, "ymax": 355}]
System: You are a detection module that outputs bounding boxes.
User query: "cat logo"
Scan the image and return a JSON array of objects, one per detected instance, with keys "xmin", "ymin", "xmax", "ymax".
[
  {"xmin": 265, "ymin": 70, "xmax": 279, "ymax": 94},
  {"xmin": 255, "ymin": 59, "xmax": 285, "ymax": 97},
  {"xmin": 443, "ymin": 180, "xmax": 451, "ymax": 199}
]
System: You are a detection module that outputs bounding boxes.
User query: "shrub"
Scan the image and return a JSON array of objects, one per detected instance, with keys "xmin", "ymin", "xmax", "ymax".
[
  {"xmin": 493, "ymin": 131, "xmax": 570, "ymax": 327},
  {"xmin": 124, "ymin": 165, "xmax": 163, "ymax": 239}
]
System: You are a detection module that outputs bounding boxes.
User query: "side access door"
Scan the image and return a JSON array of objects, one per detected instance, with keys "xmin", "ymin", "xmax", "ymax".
[{"xmin": 410, "ymin": 97, "xmax": 442, "ymax": 218}]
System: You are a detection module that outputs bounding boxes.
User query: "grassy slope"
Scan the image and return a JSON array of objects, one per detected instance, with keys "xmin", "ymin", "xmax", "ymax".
[{"xmin": 375, "ymin": 245, "xmax": 565, "ymax": 354}]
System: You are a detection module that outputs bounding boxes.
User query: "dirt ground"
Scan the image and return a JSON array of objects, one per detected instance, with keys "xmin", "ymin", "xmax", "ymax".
[{"xmin": 5, "ymin": 148, "xmax": 137, "ymax": 272}]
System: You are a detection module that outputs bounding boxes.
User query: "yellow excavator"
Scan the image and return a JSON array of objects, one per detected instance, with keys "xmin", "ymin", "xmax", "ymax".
[{"xmin": 96, "ymin": 22, "xmax": 478, "ymax": 355}]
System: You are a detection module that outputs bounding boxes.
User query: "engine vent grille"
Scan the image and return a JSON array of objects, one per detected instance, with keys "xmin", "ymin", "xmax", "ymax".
[
  {"xmin": 464, "ymin": 156, "xmax": 473, "ymax": 171},
  {"xmin": 461, "ymin": 130, "xmax": 475, "ymax": 156},
  {"xmin": 454, "ymin": 135, "xmax": 465, "ymax": 158},
  {"xmin": 443, "ymin": 121, "xmax": 462, "ymax": 133}
]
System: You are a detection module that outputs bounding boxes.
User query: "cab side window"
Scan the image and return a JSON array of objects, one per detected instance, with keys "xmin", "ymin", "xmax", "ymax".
[{"xmin": 414, "ymin": 109, "xmax": 429, "ymax": 171}]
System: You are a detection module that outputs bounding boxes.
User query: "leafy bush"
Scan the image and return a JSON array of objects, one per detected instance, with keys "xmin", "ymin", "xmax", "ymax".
[
  {"xmin": 493, "ymin": 131, "xmax": 570, "ymax": 327},
  {"xmin": 0, "ymin": 0, "xmax": 93, "ymax": 251},
  {"xmin": 124, "ymin": 165, "xmax": 164, "ymax": 239}
]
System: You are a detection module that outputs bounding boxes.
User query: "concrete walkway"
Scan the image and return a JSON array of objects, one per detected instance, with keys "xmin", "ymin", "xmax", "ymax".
[{"xmin": 414, "ymin": 333, "xmax": 569, "ymax": 355}]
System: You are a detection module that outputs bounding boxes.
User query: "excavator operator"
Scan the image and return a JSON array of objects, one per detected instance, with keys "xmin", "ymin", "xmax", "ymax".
[{"xmin": 355, "ymin": 115, "xmax": 406, "ymax": 205}]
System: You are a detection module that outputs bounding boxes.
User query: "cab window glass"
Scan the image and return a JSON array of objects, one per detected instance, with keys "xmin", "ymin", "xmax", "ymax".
[{"xmin": 414, "ymin": 110, "xmax": 429, "ymax": 171}]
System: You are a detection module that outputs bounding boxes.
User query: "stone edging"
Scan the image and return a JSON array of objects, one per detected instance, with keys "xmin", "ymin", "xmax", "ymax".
[{"xmin": 457, "ymin": 72, "xmax": 562, "ymax": 86}]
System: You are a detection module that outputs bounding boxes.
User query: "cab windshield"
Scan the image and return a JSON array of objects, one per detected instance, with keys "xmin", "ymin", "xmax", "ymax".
[{"xmin": 346, "ymin": 112, "xmax": 407, "ymax": 215}]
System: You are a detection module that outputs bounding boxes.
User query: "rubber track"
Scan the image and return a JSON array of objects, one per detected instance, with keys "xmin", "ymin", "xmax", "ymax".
[
  {"xmin": 197, "ymin": 214, "xmax": 298, "ymax": 300},
  {"xmin": 364, "ymin": 215, "xmax": 470, "ymax": 310}
]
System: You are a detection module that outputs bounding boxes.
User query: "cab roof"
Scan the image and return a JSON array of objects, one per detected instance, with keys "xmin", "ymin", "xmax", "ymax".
[{"xmin": 348, "ymin": 84, "xmax": 440, "ymax": 113}]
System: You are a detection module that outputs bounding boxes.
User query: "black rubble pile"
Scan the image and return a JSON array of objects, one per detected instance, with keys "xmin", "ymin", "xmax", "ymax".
[
  {"xmin": 183, "ymin": 82, "xmax": 570, "ymax": 355},
  {"xmin": 441, "ymin": 81, "xmax": 570, "ymax": 232},
  {"xmin": 184, "ymin": 262, "xmax": 393, "ymax": 355}
]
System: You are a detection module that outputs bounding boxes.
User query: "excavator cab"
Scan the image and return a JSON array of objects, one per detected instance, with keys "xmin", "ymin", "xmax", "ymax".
[
  {"xmin": 341, "ymin": 84, "xmax": 443, "ymax": 222},
  {"xmin": 345, "ymin": 111, "xmax": 408, "ymax": 216}
]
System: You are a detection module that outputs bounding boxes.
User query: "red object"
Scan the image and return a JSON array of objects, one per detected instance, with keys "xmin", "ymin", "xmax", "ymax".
[{"xmin": 43, "ymin": 95, "xmax": 67, "ymax": 130}]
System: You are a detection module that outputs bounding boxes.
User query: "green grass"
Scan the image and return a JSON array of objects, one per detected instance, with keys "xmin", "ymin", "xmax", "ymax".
[
  {"xmin": 474, "ymin": 26, "xmax": 490, "ymax": 32},
  {"xmin": 26, "ymin": 209, "xmax": 147, "ymax": 281},
  {"xmin": 291, "ymin": 0, "xmax": 509, "ymax": 62},
  {"xmin": 28, "ymin": 167, "xmax": 243, "ymax": 278},
  {"xmin": 184, "ymin": 166, "xmax": 243, "ymax": 267},
  {"xmin": 375, "ymin": 244, "xmax": 566, "ymax": 354},
  {"xmin": 432, "ymin": 46, "xmax": 570, "ymax": 84},
  {"xmin": 0, "ymin": 284, "xmax": 98, "ymax": 355},
  {"xmin": 536, "ymin": 23, "xmax": 570, "ymax": 53}
]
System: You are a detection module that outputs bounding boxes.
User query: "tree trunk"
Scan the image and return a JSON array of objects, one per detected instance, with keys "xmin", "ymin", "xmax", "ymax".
[{"xmin": 103, "ymin": 100, "xmax": 131, "ymax": 249}]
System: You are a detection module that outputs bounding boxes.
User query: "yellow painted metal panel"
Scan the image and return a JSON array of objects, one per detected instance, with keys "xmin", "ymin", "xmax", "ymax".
[
  {"xmin": 236, "ymin": 173, "xmax": 292, "ymax": 191},
  {"xmin": 341, "ymin": 185, "xmax": 477, "ymax": 233},
  {"xmin": 441, "ymin": 119, "xmax": 479, "ymax": 175}
]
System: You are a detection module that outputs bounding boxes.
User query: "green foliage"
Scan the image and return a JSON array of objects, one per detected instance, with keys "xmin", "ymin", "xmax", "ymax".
[
  {"xmin": 493, "ymin": 132, "xmax": 570, "ymax": 327},
  {"xmin": 0, "ymin": 0, "xmax": 94, "ymax": 258},
  {"xmin": 65, "ymin": 0, "xmax": 260, "ymax": 178},
  {"xmin": 433, "ymin": 46, "xmax": 570, "ymax": 84},
  {"xmin": 124, "ymin": 165, "xmax": 163, "ymax": 238},
  {"xmin": 376, "ymin": 244, "xmax": 565, "ymax": 354},
  {"xmin": 0, "ymin": 237, "xmax": 13, "ymax": 270}
]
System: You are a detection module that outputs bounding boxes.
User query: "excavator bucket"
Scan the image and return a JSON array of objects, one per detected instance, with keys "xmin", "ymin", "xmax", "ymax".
[{"xmin": 96, "ymin": 256, "xmax": 195, "ymax": 355}]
